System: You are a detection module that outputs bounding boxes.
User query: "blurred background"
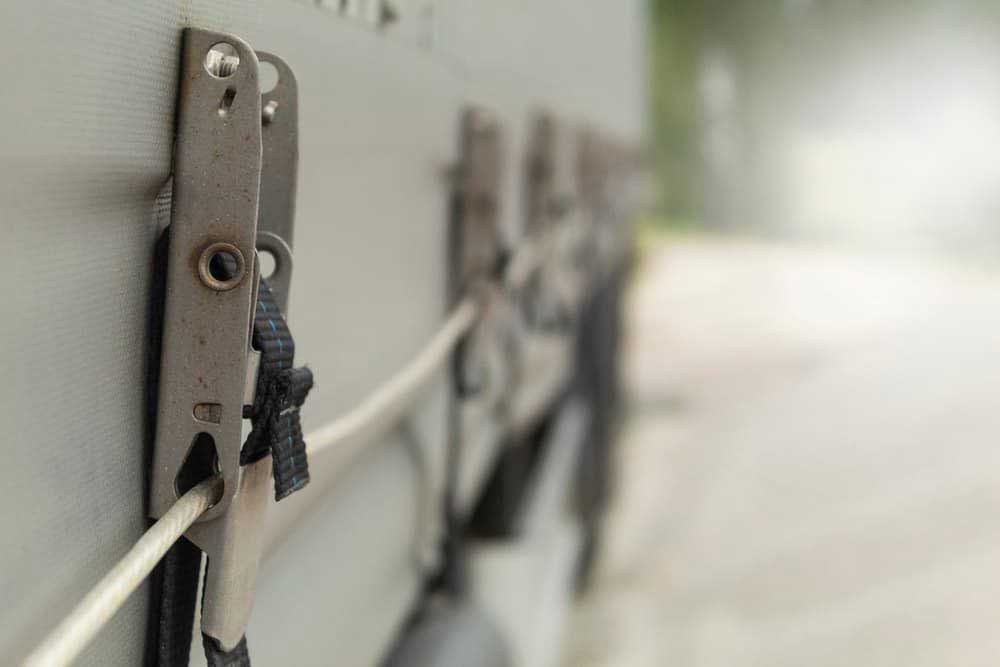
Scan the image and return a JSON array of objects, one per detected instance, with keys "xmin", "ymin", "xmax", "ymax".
[{"xmin": 565, "ymin": 1, "xmax": 1000, "ymax": 665}]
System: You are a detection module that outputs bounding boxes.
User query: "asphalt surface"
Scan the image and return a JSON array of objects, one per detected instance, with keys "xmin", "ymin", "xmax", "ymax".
[{"xmin": 564, "ymin": 237, "xmax": 1000, "ymax": 666}]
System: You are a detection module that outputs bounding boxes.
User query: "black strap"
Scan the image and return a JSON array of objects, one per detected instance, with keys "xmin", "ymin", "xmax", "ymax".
[
  {"xmin": 240, "ymin": 277, "xmax": 313, "ymax": 501},
  {"xmin": 147, "ymin": 537, "xmax": 202, "ymax": 667}
]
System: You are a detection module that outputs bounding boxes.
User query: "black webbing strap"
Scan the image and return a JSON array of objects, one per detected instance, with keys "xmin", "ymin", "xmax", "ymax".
[
  {"xmin": 148, "ymin": 537, "xmax": 202, "ymax": 666},
  {"xmin": 240, "ymin": 277, "xmax": 312, "ymax": 500}
]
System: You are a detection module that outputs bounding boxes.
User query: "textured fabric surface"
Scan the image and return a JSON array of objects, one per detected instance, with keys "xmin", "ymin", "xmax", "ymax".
[{"xmin": 0, "ymin": 1, "xmax": 644, "ymax": 665}]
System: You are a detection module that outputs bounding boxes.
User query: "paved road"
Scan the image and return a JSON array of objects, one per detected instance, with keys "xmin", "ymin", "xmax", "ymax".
[{"xmin": 564, "ymin": 237, "xmax": 1000, "ymax": 666}]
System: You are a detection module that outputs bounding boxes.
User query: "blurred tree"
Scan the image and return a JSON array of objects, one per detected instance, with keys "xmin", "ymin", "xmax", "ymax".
[
  {"xmin": 650, "ymin": 0, "xmax": 789, "ymax": 227},
  {"xmin": 649, "ymin": 0, "xmax": 704, "ymax": 223},
  {"xmin": 651, "ymin": 0, "xmax": 1000, "ymax": 232}
]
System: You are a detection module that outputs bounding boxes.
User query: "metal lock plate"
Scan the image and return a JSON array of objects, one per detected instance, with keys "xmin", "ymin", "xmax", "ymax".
[
  {"xmin": 149, "ymin": 29, "xmax": 301, "ymax": 652},
  {"xmin": 450, "ymin": 109, "xmax": 507, "ymax": 400},
  {"xmin": 451, "ymin": 107, "xmax": 504, "ymax": 299},
  {"xmin": 520, "ymin": 112, "xmax": 588, "ymax": 332},
  {"xmin": 150, "ymin": 29, "xmax": 263, "ymax": 523},
  {"xmin": 257, "ymin": 52, "xmax": 299, "ymax": 313},
  {"xmin": 576, "ymin": 128, "xmax": 612, "ymax": 217},
  {"xmin": 524, "ymin": 111, "xmax": 576, "ymax": 236}
]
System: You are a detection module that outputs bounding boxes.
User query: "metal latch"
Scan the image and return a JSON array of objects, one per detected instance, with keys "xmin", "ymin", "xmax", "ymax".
[
  {"xmin": 524, "ymin": 111, "xmax": 576, "ymax": 236},
  {"xmin": 520, "ymin": 111, "xmax": 581, "ymax": 332},
  {"xmin": 451, "ymin": 108, "xmax": 504, "ymax": 298},
  {"xmin": 449, "ymin": 109, "xmax": 512, "ymax": 400},
  {"xmin": 149, "ymin": 28, "xmax": 300, "ymax": 652}
]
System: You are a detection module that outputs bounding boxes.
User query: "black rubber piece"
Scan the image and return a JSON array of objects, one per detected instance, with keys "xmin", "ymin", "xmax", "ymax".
[
  {"xmin": 571, "ymin": 264, "xmax": 626, "ymax": 591},
  {"xmin": 383, "ymin": 601, "xmax": 510, "ymax": 667},
  {"xmin": 203, "ymin": 634, "xmax": 251, "ymax": 667}
]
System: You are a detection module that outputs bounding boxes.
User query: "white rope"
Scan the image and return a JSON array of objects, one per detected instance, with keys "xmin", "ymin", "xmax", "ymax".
[
  {"xmin": 305, "ymin": 297, "xmax": 480, "ymax": 462},
  {"xmin": 24, "ymin": 297, "xmax": 480, "ymax": 665},
  {"xmin": 24, "ymin": 477, "xmax": 223, "ymax": 667}
]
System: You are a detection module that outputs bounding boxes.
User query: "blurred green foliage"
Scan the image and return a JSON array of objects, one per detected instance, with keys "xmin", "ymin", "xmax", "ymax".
[
  {"xmin": 648, "ymin": 0, "xmax": 1000, "ymax": 230},
  {"xmin": 649, "ymin": 0, "xmax": 703, "ymax": 224},
  {"xmin": 649, "ymin": 0, "xmax": 788, "ymax": 226}
]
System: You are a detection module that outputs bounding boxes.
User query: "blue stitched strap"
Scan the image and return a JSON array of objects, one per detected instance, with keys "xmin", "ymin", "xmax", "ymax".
[
  {"xmin": 266, "ymin": 367, "xmax": 312, "ymax": 500},
  {"xmin": 240, "ymin": 278, "xmax": 312, "ymax": 501}
]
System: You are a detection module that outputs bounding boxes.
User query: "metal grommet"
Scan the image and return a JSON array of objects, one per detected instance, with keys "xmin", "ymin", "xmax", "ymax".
[{"xmin": 198, "ymin": 242, "xmax": 246, "ymax": 291}]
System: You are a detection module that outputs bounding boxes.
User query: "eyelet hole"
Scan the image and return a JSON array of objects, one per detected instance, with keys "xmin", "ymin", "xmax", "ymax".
[{"xmin": 198, "ymin": 243, "xmax": 246, "ymax": 291}]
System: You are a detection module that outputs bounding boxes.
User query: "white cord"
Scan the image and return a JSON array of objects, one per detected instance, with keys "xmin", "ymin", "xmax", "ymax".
[
  {"xmin": 305, "ymin": 297, "xmax": 480, "ymax": 463},
  {"xmin": 24, "ymin": 298, "xmax": 480, "ymax": 666},
  {"xmin": 24, "ymin": 477, "xmax": 223, "ymax": 667}
]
